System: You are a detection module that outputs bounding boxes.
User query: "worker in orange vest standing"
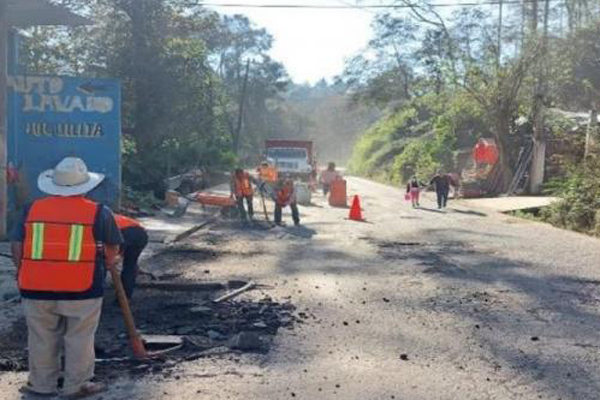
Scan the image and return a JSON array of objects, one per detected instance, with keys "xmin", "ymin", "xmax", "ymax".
[
  {"xmin": 10, "ymin": 157, "xmax": 122, "ymax": 399},
  {"xmin": 114, "ymin": 214, "xmax": 148, "ymax": 299},
  {"xmin": 273, "ymin": 177, "xmax": 300, "ymax": 226},
  {"xmin": 256, "ymin": 161, "xmax": 278, "ymax": 184},
  {"xmin": 256, "ymin": 161, "xmax": 278, "ymax": 204},
  {"xmin": 230, "ymin": 168, "xmax": 254, "ymax": 223}
]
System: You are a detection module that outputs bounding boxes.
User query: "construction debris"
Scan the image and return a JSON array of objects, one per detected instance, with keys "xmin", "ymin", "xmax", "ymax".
[
  {"xmin": 136, "ymin": 281, "xmax": 226, "ymax": 292},
  {"xmin": 170, "ymin": 217, "xmax": 218, "ymax": 243},
  {"xmin": 213, "ymin": 281, "xmax": 257, "ymax": 304},
  {"xmin": 0, "ymin": 284, "xmax": 298, "ymax": 376}
]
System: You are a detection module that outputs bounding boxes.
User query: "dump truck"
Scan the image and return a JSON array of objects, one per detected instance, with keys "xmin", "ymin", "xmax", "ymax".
[{"xmin": 265, "ymin": 139, "xmax": 316, "ymax": 181}]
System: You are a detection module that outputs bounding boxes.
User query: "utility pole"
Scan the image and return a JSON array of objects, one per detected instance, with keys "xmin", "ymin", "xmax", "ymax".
[
  {"xmin": 233, "ymin": 59, "xmax": 250, "ymax": 156},
  {"xmin": 497, "ymin": 0, "xmax": 503, "ymax": 70},
  {"xmin": 529, "ymin": 0, "xmax": 550, "ymax": 194},
  {"xmin": 0, "ymin": 0, "xmax": 8, "ymax": 238}
]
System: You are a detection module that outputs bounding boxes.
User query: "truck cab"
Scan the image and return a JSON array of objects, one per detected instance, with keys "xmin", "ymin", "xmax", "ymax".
[
  {"xmin": 265, "ymin": 139, "xmax": 315, "ymax": 180},
  {"xmin": 266, "ymin": 147, "xmax": 311, "ymax": 175}
]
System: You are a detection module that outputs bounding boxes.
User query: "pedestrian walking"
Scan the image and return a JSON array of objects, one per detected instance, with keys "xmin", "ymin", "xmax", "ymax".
[
  {"xmin": 273, "ymin": 178, "xmax": 300, "ymax": 226},
  {"xmin": 406, "ymin": 176, "xmax": 424, "ymax": 207},
  {"xmin": 429, "ymin": 171, "xmax": 455, "ymax": 209},
  {"xmin": 230, "ymin": 168, "xmax": 254, "ymax": 222},
  {"xmin": 114, "ymin": 214, "xmax": 148, "ymax": 299},
  {"xmin": 11, "ymin": 157, "xmax": 122, "ymax": 399}
]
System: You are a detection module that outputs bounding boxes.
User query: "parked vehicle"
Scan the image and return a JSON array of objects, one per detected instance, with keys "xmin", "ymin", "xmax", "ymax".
[{"xmin": 265, "ymin": 139, "xmax": 316, "ymax": 181}]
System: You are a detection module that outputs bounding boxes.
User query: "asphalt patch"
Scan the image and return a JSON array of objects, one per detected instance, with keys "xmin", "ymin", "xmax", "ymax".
[{"xmin": 0, "ymin": 286, "xmax": 298, "ymax": 378}]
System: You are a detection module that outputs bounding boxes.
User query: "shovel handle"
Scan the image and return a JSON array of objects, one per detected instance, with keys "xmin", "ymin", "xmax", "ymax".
[{"xmin": 110, "ymin": 267, "xmax": 148, "ymax": 359}]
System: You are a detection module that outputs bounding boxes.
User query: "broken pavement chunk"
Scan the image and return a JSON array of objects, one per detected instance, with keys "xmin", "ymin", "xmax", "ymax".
[
  {"xmin": 141, "ymin": 335, "xmax": 184, "ymax": 351},
  {"xmin": 190, "ymin": 306, "xmax": 212, "ymax": 315},
  {"xmin": 208, "ymin": 330, "xmax": 224, "ymax": 341},
  {"xmin": 229, "ymin": 331, "xmax": 262, "ymax": 351}
]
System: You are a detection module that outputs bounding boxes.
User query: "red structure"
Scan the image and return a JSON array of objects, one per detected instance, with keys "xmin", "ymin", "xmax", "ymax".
[{"xmin": 473, "ymin": 138, "xmax": 499, "ymax": 165}]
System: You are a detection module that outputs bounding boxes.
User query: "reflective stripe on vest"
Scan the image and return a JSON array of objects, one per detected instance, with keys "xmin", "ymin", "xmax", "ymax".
[
  {"xmin": 30, "ymin": 222, "xmax": 45, "ymax": 260},
  {"xmin": 68, "ymin": 224, "xmax": 85, "ymax": 261},
  {"xmin": 19, "ymin": 196, "xmax": 99, "ymax": 293}
]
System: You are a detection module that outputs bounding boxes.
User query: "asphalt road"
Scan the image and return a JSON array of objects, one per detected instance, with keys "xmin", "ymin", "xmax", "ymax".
[{"xmin": 3, "ymin": 177, "xmax": 600, "ymax": 400}]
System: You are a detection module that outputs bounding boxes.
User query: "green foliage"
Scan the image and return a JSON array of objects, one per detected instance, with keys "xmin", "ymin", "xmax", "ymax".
[
  {"xmin": 349, "ymin": 89, "xmax": 481, "ymax": 185},
  {"xmin": 541, "ymin": 159, "xmax": 600, "ymax": 236},
  {"xmin": 347, "ymin": 108, "xmax": 418, "ymax": 176},
  {"xmin": 19, "ymin": 0, "xmax": 288, "ymax": 193},
  {"xmin": 391, "ymin": 128, "xmax": 456, "ymax": 184},
  {"xmin": 509, "ymin": 209, "xmax": 542, "ymax": 222},
  {"xmin": 121, "ymin": 185, "xmax": 163, "ymax": 213}
]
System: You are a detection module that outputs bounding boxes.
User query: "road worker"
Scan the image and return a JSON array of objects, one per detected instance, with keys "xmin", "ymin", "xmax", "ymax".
[
  {"xmin": 230, "ymin": 168, "xmax": 254, "ymax": 222},
  {"xmin": 273, "ymin": 177, "xmax": 300, "ymax": 226},
  {"xmin": 114, "ymin": 214, "xmax": 148, "ymax": 299},
  {"xmin": 10, "ymin": 157, "xmax": 122, "ymax": 399},
  {"xmin": 319, "ymin": 162, "xmax": 340, "ymax": 196},
  {"xmin": 257, "ymin": 161, "xmax": 278, "ymax": 184},
  {"xmin": 256, "ymin": 161, "xmax": 278, "ymax": 201}
]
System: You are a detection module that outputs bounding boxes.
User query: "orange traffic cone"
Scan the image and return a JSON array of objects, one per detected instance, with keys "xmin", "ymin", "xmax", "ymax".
[{"xmin": 348, "ymin": 195, "xmax": 364, "ymax": 222}]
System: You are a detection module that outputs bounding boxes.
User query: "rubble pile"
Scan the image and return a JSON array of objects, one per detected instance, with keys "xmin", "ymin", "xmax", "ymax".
[{"xmin": 0, "ymin": 287, "xmax": 298, "ymax": 377}]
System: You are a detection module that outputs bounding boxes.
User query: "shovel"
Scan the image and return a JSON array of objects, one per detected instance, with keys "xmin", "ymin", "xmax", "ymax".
[
  {"xmin": 110, "ymin": 267, "xmax": 148, "ymax": 359},
  {"xmin": 259, "ymin": 184, "xmax": 274, "ymax": 226},
  {"xmin": 110, "ymin": 268, "xmax": 185, "ymax": 358}
]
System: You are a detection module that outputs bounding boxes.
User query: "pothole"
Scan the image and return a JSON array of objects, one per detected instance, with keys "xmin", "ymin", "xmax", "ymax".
[{"xmin": 0, "ymin": 286, "xmax": 299, "ymax": 377}]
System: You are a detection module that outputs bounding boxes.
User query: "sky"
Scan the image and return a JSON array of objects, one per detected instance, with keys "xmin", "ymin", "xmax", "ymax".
[{"xmin": 206, "ymin": 1, "xmax": 376, "ymax": 84}]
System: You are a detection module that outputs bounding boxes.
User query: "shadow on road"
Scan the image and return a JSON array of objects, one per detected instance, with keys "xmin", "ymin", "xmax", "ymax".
[
  {"xmin": 418, "ymin": 207, "xmax": 446, "ymax": 214},
  {"xmin": 448, "ymin": 208, "xmax": 488, "ymax": 217},
  {"xmin": 271, "ymin": 227, "xmax": 600, "ymax": 399}
]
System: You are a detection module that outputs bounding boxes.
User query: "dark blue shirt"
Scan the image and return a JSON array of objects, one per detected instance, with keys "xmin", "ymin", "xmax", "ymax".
[{"xmin": 11, "ymin": 199, "xmax": 123, "ymax": 300}]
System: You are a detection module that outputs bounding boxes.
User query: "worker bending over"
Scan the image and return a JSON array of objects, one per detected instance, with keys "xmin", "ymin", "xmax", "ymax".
[
  {"xmin": 230, "ymin": 168, "xmax": 254, "ymax": 222},
  {"xmin": 273, "ymin": 178, "xmax": 300, "ymax": 226},
  {"xmin": 114, "ymin": 214, "xmax": 148, "ymax": 299},
  {"xmin": 11, "ymin": 157, "xmax": 122, "ymax": 399}
]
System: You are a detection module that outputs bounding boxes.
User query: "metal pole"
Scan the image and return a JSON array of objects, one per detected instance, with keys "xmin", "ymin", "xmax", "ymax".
[{"xmin": 0, "ymin": 0, "xmax": 8, "ymax": 239}]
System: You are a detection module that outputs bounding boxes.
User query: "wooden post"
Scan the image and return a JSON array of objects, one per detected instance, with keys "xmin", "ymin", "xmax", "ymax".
[
  {"xmin": 0, "ymin": 0, "xmax": 8, "ymax": 238},
  {"xmin": 585, "ymin": 108, "xmax": 598, "ymax": 159}
]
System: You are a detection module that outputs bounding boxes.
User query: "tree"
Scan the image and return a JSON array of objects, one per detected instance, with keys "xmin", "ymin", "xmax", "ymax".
[
  {"xmin": 19, "ymin": 1, "xmax": 290, "ymax": 192},
  {"xmin": 340, "ymin": 14, "xmax": 417, "ymax": 107}
]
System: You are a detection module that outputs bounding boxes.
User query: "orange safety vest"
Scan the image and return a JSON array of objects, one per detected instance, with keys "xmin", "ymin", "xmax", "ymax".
[
  {"xmin": 276, "ymin": 185, "xmax": 294, "ymax": 205},
  {"xmin": 114, "ymin": 214, "xmax": 142, "ymax": 230},
  {"xmin": 19, "ymin": 196, "xmax": 99, "ymax": 293},
  {"xmin": 234, "ymin": 173, "xmax": 254, "ymax": 197},
  {"xmin": 258, "ymin": 166, "xmax": 278, "ymax": 183}
]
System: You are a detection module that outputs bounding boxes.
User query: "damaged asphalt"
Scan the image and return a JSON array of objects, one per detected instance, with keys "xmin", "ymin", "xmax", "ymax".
[{"xmin": 2, "ymin": 177, "xmax": 600, "ymax": 399}]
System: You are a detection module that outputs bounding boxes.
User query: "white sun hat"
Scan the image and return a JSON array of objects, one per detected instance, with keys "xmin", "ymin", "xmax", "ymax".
[{"xmin": 38, "ymin": 157, "xmax": 105, "ymax": 196}]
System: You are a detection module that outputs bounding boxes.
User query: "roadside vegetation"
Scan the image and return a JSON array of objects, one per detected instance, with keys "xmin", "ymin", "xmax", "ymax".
[
  {"xmin": 541, "ymin": 159, "xmax": 600, "ymax": 237},
  {"xmin": 342, "ymin": 2, "xmax": 600, "ymax": 201},
  {"xmin": 20, "ymin": 0, "xmax": 295, "ymax": 195},
  {"xmin": 21, "ymin": 1, "xmax": 375, "ymax": 196}
]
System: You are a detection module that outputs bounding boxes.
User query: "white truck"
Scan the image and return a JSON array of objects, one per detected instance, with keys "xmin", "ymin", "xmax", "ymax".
[{"xmin": 265, "ymin": 139, "xmax": 315, "ymax": 181}]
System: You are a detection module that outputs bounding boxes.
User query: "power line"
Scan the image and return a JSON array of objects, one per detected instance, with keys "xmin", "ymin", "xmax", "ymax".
[
  {"xmin": 334, "ymin": 0, "xmax": 379, "ymax": 14},
  {"xmin": 195, "ymin": 1, "xmax": 555, "ymax": 9}
]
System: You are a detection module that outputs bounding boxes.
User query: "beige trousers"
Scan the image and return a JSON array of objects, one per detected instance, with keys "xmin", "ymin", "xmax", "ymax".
[{"xmin": 22, "ymin": 298, "xmax": 103, "ymax": 395}]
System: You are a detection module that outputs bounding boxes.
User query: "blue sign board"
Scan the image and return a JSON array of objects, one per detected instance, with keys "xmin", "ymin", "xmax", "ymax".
[{"xmin": 7, "ymin": 75, "xmax": 121, "ymax": 215}]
